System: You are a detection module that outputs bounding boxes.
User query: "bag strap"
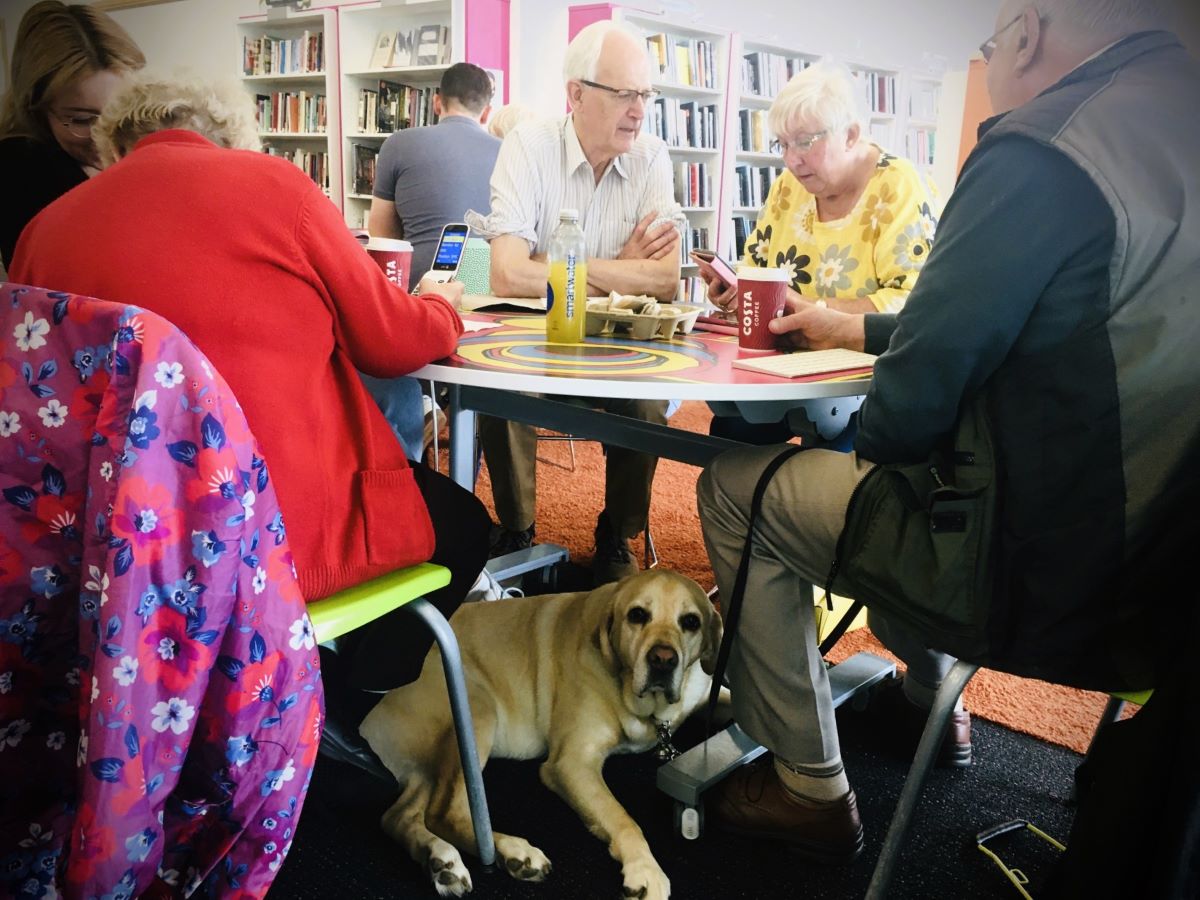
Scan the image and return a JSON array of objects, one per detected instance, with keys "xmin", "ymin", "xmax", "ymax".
[
  {"xmin": 704, "ymin": 445, "xmax": 804, "ymax": 730},
  {"xmin": 703, "ymin": 446, "xmax": 867, "ymax": 733}
]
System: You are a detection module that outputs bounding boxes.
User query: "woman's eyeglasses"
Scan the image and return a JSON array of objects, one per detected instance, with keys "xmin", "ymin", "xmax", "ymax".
[
  {"xmin": 770, "ymin": 131, "xmax": 827, "ymax": 156},
  {"xmin": 579, "ymin": 79, "xmax": 660, "ymax": 106},
  {"xmin": 54, "ymin": 112, "xmax": 100, "ymax": 138}
]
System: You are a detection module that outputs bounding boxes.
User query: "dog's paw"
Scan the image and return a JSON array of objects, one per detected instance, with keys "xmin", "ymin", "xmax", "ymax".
[
  {"xmin": 496, "ymin": 835, "xmax": 552, "ymax": 882},
  {"xmin": 620, "ymin": 858, "xmax": 670, "ymax": 900},
  {"xmin": 427, "ymin": 839, "xmax": 472, "ymax": 897}
]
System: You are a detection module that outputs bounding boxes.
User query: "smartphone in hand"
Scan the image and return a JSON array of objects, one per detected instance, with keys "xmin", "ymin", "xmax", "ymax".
[
  {"xmin": 421, "ymin": 223, "xmax": 470, "ymax": 284},
  {"xmin": 690, "ymin": 248, "xmax": 738, "ymax": 288}
]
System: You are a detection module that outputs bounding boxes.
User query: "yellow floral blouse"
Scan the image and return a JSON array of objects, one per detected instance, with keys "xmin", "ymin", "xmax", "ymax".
[{"xmin": 743, "ymin": 150, "xmax": 940, "ymax": 313}]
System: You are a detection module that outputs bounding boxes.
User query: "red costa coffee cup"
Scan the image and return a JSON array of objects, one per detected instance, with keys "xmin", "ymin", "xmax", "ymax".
[
  {"xmin": 366, "ymin": 236, "xmax": 414, "ymax": 290},
  {"xmin": 736, "ymin": 266, "xmax": 790, "ymax": 352}
]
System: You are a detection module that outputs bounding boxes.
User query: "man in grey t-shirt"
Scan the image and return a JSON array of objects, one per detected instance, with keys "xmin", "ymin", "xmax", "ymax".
[
  {"xmin": 369, "ymin": 63, "xmax": 500, "ymax": 286},
  {"xmin": 361, "ymin": 63, "xmax": 499, "ymax": 463}
]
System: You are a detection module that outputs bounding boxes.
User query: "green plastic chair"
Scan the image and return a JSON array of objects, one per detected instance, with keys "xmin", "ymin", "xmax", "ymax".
[{"xmin": 307, "ymin": 563, "xmax": 496, "ymax": 868}]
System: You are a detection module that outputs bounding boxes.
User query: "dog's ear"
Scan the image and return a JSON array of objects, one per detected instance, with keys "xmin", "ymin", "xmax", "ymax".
[
  {"xmin": 700, "ymin": 602, "xmax": 724, "ymax": 675},
  {"xmin": 596, "ymin": 612, "xmax": 616, "ymax": 668}
]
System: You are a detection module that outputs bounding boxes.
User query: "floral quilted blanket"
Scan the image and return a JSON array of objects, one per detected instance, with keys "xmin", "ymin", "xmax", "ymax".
[{"xmin": 0, "ymin": 284, "xmax": 323, "ymax": 898}]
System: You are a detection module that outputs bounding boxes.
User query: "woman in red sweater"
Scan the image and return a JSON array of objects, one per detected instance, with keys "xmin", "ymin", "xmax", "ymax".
[{"xmin": 10, "ymin": 75, "xmax": 490, "ymax": 699}]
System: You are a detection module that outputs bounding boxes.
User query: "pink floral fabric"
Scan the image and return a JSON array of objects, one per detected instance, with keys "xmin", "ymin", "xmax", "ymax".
[{"xmin": 0, "ymin": 284, "xmax": 323, "ymax": 898}]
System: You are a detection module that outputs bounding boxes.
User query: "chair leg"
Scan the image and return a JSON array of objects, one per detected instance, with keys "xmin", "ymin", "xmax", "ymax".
[
  {"xmin": 1069, "ymin": 696, "xmax": 1127, "ymax": 802},
  {"xmin": 405, "ymin": 598, "xmax": 496, "ymax": 869},
  {"xmin": 644, "ymin": 519, "xmax": 658, "ymax": 570},
  {"xmin": 866, "ymin": 659, "xmax": 980, "ymax": 900}
]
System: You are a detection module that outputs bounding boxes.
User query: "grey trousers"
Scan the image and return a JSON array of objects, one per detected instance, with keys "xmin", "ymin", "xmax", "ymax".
[
  {"xmin": 697, "ymin": 444, "xmax": 956, "ymax": 767},
  {"xmin": 479, "ymin": 396, "xmax": 669, "ymax": 539}
]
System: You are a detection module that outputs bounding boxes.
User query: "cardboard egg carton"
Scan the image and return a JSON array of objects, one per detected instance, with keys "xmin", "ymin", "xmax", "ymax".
[{"xmin": 584, "ymin": 293, "xmax": 705, "ymax": 340}]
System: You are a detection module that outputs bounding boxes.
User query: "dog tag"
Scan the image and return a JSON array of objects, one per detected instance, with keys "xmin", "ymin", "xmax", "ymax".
[{"xmin": 654, "ymin": 719, "xmax": 679, "ymax": 761}]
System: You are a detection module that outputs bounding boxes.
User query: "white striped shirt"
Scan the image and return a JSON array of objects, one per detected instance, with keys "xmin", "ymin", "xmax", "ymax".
[{"xmin": 465, "ymin": 115, "xmax": 686, "ymax": 258}]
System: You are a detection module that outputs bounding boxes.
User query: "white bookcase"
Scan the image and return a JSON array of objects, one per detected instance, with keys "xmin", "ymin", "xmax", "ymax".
[
  {"xmin": 237, "ymin": 10, "xmax": 339, "ymax": 207},
  {"xmin": 569, "ymin": 5, "xmax": 732, "ymax": 304},
  {"xmin": 849, "ymin": 61, "xmax": 902, "ymax": 151},
  {"xmin": 730, "ymin": 39, "xmax": 820, "ymax": 263},
  {"xmin": 902, "ymin": 72, "xmax": 943, "ymax": 181},
  {"xmin": 237, "ymin": 0, "xmax": 510, "ymax": 227},
  {"xmin": 338, "ymin": 1, "xmax": 465, "ymax": 228}
]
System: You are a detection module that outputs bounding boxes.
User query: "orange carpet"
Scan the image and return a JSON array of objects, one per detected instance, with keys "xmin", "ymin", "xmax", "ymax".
[{"xmin": 450, "ymin": 401, "xmax": 1132, "ymax": 755}]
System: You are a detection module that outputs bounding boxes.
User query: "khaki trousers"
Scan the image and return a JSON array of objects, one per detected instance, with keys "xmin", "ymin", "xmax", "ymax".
[
  {"xmin": 698, "ymin": 444, "xmax": 956, "ymax": 767},
  {"xmin": 479, "ymin": 396, "xmax": 669, "ymax": 539}
]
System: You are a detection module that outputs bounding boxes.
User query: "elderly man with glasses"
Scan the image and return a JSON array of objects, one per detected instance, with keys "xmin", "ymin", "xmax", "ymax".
[
  {"xmin": 467, "ymin": 20, "xmax": 687, "ymax": 585},
  {"xmin": 695, "ymin": 0, "xmax": 1198, "ymax": 866}
]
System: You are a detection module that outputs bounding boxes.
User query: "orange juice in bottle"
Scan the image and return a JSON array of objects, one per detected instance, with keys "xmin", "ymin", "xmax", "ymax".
[{"xmin": 546, "ymin": 208, "xmax": 587, "ymax": 343}]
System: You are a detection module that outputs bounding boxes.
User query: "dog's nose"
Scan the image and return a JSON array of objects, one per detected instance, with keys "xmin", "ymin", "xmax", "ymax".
[{"xmin": 647, "ymin": 644, "xmax": 678, "ymax": 672}]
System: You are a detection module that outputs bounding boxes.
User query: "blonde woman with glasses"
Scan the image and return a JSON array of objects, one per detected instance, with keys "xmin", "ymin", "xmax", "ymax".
[
  {"xmin": 698, "ymin": 60, "xmax": 941, "ymax": 445},
  {"xmin": 0, "ymin": 1, "xmax": 144, "ymax": 269},
  {"xmin": 698, "ymin": 61, "xmax": 939, "ymax": 318}
]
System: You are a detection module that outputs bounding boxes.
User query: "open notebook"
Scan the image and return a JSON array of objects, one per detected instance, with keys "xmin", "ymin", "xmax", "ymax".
[{"xmin": 731, "ymin": 348, "xmax": 876, "ymax": 380}]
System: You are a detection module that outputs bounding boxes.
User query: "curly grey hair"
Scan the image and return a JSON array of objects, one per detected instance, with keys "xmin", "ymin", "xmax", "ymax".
[{"xmin": 94, "ymin": 73, "xmax": 260, "ymax": 166}]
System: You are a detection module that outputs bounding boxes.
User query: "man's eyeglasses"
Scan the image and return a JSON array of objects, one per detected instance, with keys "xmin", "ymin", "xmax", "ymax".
[
  {"xmin": 579, "ymin": 79, "xmax": 660, "ymax": 106},
  {"xmin": 770, "ymin": 131, "xmax": 826, "ymax": 156},
  {"xmin": 54, "ymin": 112, "xmax": 100, "ymax": 138},
  {"xmin": 979, "ymin": 12, "xmax": 1025, "ymax": 62}
]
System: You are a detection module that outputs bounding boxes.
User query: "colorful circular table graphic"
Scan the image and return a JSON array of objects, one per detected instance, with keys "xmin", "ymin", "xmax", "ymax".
[{"xmin": 454, "ymin": 318, "xmax": 720, "ymax": 381}]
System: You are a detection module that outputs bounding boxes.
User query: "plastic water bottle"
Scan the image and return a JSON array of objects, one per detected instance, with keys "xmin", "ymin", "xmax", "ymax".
[{"xmin": 546, "ymin": 208, "xmax": 587, "ymax": 344}]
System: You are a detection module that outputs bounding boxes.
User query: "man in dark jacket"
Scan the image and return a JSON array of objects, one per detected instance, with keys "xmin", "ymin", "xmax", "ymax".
[{"xmin": 697, "ymin": 0, "xmax": 1199, "ymax": 864}]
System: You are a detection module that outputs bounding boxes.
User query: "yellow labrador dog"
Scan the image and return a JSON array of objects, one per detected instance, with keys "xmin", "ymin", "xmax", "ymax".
[{"xmin": 360, "ymin": 569, "xmax": 722, "ymax": 899}]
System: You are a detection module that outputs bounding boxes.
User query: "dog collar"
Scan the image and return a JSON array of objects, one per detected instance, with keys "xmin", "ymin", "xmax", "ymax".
[{"xmin": 651, "ymin": 717, "xmax": 679, "ymax": 761}]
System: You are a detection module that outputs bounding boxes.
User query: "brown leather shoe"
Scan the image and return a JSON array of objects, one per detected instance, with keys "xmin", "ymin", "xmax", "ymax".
[
  {"xmin": 866, "ymin": 677, "xmax": 972, "ymax": 768},
  {"xmin": 709, "ymin": 757, "xmax": 864, "ymax": 863}
]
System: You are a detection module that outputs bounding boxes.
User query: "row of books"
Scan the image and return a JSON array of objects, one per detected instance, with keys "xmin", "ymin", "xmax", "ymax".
[
  {"xmin": 868, "ymin": 120, "xmax": 894, "ymax": 148},
  {"xmin": 253, "ymin": 91, "xmax": 328, "ymax": 135},
  {"xmin": 356, "ymin": 81, "xmax": 438, "ymax": 134},
  {"xmin": 645, "ymin": 33, "xmax": 717, "ymax": 90},
  {"xmin": 243, "ymin": 32, "xmax": 324, "ymax": 77},
  {"xmin": 737, "ymin": 108, "xmax": 772, "ymax": 155},
  {"xmin": 367, "ymin": 24, "xmax": 451, "ymax": 69},
  {"xmin": 908, "ymin": 83, "xmax": 941, "ymax": 121},
  {"xmin": 264, "ymin": 147, "xmax": 330, "ymax": 193},
  {"xmin": 674, "ymin": 161, "xmax": 713, "ymax": 209},
  {"xmin": 854, "ymin": 70, "xmax": 899, "ymax": 115},
  {"xmin": 731, "ymin": 215, "xmax": 753, "ymax": 259},
  {"xmin": 733, "ymin": 163, "xmax": 782, "ymax": 209},
  {"xmin": 741, "ymin": 52, "xmax": 812, "ymax": 98},
  {"xmin": 677, "ymin": 275, "xmax": 707, "ymax": 305},
  {"xmin": 351, "ymin": 144, "xmax": 378, "ymax": 195},
  {"xmin": 648, "ymin": 98, "xmax": 719, "ymax": 150},
  {"xmin": 680, "ymin": 225, "xmax": 711, "ymax": 263},
  {"xmin": 905, "ymin": 127, "xmax": 937, "ymax": 167}
]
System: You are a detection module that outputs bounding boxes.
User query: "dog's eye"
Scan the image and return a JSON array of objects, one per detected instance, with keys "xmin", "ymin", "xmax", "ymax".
[
  {"xmin": 679, "ymin": 613, "xmax": 702, "ymax": 632},
  {"xmin": 626, "ymin": 606, "xmax": 650, "ymax": 625}
]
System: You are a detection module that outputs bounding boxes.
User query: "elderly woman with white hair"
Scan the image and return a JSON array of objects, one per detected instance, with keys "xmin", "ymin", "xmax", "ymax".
[
  {"xmin": 11, "ymin": 74, "xmax": 495, "ymax": 713},
  {"xmin": 699, "ymin": 61, "xmax": 939, "ymax": 317},
  {"xmin": 699, "ymin": 61, "xmax": 940, "ymax": 445}
]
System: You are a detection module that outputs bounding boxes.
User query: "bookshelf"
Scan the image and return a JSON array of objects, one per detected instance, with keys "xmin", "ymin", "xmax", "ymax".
[
  {"xmin": 568, "ymin": 5, "xmax": 732, "ymax": 305},
  {"xmin": 339, "ymin": 2, "xmax": 458, "ymax": 228},
  {"xmin": 238, "ymin": 10, "xmax": 338, "ymax": 206},
  {"xmin": 902, "ymin": 72, "xmax": 943, "ymax": 181},
  {"xmin": 237, "ymin": 0, "xmax": 510, "ymax": 228},
  {"xmin": 730, "ymin": 39, "xmax": 820, "ymax": 262},
  {"xmin": 850, "ymin": 61, "xmax": 902, "ymax": 151}
]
